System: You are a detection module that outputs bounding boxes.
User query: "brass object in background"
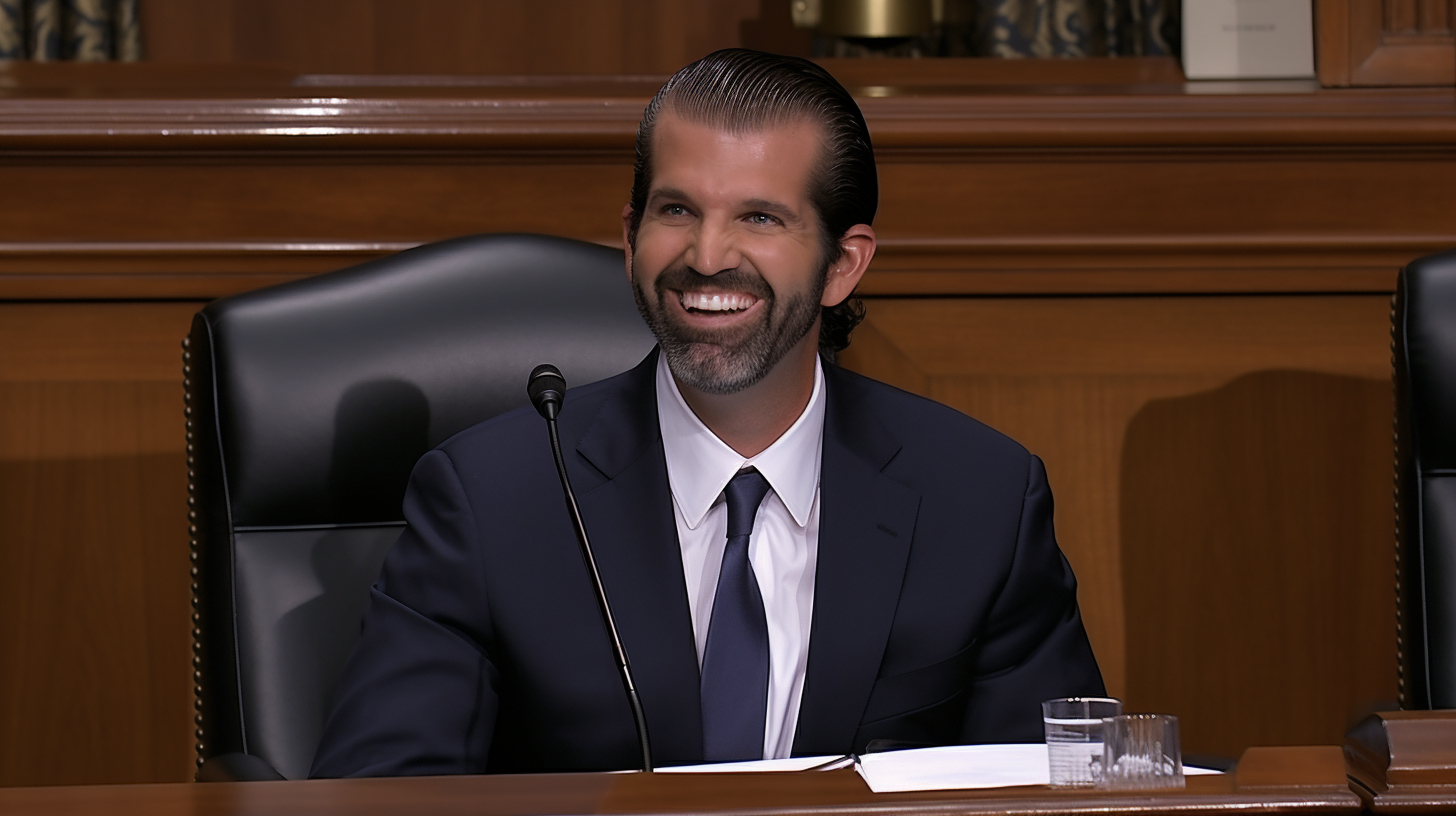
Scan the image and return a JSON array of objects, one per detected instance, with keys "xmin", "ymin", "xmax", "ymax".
[
  {"xmin": 790, "ymin": 0, "xmax": 821, "ymax": 28},
  {"xmin": 818, "ymin": 0, "xmax": 934, "ymax": 38}
]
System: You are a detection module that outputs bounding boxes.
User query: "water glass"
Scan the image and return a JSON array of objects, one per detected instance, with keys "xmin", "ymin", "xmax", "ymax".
[
  {"xmin": 1099, "ymin": 713, "xmax": 1184, "ymax": 790},
  {"xmin": 1041, "ymin": 697, "xmax": 1122, "ymax": 787}
]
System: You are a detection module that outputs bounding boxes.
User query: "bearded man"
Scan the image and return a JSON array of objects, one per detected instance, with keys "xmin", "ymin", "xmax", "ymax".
[{"xmin": 311, "ymin": 49, "xmax": 1103, "ymax": 777}]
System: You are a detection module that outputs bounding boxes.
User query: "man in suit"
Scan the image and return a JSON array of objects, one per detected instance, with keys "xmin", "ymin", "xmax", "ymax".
[{"xmin": 311, "ymin": 49, "xmax": 1103, "ymax": 777}]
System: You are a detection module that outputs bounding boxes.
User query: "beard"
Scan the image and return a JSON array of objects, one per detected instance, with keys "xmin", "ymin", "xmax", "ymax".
[{"xmin": 631, "ymin": 258, "xmax": 826, "ymax": 395}]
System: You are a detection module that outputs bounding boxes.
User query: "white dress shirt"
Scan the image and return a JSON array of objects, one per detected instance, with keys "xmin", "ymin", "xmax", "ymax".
[{"xmin": 655, "ymin": 353, "xmax": 824, "ymax": 760}]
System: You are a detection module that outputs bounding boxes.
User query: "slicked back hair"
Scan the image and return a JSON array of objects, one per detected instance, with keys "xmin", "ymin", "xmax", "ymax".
[{"xmin": 628, "ymin": 48, "xmax": 875, "ymax": 355}]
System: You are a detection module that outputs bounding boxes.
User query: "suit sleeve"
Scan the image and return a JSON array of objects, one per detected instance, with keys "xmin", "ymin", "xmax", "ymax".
[
  {"xmin": 957, "ymin": 454, "xmax": 1106, "ymax": 744},
  {"xmin": 310, "ymin": 449, "xmax": 499, "ymax": 777}
]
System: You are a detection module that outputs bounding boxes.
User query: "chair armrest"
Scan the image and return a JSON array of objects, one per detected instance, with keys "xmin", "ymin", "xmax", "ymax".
[{"xmin": 195, "ymin": 752, "xmax": 287, "ymax": 782}]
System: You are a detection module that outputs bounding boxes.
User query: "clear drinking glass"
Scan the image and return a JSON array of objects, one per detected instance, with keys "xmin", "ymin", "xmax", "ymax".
[
  {"xmin": 1098, "ymin": 713, "xmax": 1185, "ymax": 790},
  {"xmin": 1041, "ymin": 697, "xmax": 1123, "ymax": 787}
]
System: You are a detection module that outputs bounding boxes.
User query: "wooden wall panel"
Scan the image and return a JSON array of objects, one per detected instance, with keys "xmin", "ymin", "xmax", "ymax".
[
  {"xmin": 0, "ymin": 304, "xmax": 201, "ymax": 786},
  {"xmin": 1317, "ymin": 0, "xmax": 1456, "ymax": 86},
  {"xmin": 139, "ymin": 0, "xmax": 791, "ymax": 75},
  {"xmin": 0, "ymin": 162, "xmax": 634, "ymax": 245},
  {"xmin": 840, "ymin": 294, "xmax": 1397, "ymax": 757}
]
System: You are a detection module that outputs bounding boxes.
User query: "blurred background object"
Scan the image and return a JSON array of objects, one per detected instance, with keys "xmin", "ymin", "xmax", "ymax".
[
  {"xmin": 793, "ymin": 0, "xmax": 1179, "ymax": 59},
  {"xmin": 0, "ymin": 0, "xmax": 141, "ymax": 62}
]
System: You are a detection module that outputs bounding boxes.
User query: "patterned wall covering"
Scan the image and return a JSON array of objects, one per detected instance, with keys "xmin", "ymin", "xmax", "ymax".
[
  {"xmin": 821, "ymin": 0, "xmax": 1180, "ymax": 58},
  {"xmin": 0, "ymin": 0, "xmax": 141, "ymax": 61},
  {"xmin": 978, "ymin": 0, "xmax": 1179, "ymax": 57}
]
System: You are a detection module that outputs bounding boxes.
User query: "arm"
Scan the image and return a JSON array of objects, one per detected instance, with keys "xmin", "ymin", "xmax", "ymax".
[
  {"xmin": 310, "ymin": 449, "xmax": 498, "ymax": 777},
  {"xmin": 957, "ymin": 454, "xmax": 1106, "ymax": 744}
]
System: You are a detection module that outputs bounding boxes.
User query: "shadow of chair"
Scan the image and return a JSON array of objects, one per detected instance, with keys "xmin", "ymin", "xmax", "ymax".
[
  {"xmin": 183, "ymin": 234, "xmax": 655, "ymax": 780},
  {"xmin": 1393, "ymin": 247, "xmax": 1456, "ymax": 711}
]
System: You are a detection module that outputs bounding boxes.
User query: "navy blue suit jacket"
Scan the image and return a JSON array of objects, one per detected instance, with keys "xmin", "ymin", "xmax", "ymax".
[{"xmin": 311, "ymin": 351, "xmax": 1103, "ymax": 776}]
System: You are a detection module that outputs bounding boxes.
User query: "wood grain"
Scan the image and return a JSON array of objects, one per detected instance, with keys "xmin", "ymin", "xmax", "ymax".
[
  {"xmin": 0, "ymin": 746, "xmax": 1365, "ymax": 815},
  {"xmin": 1318, "ymin": 0, "xmax": 1456, "ymax": 87},
  {"xmin": 839, "ymin": 295, "xmax": 1397, "ymax": 757},
  {"xmin": 0, "ymin": 304, "xmax": 201, "ymax": 786},
  {"xmin": 139, "ymin": 0, "xmax": 781, "ymax": 75}
]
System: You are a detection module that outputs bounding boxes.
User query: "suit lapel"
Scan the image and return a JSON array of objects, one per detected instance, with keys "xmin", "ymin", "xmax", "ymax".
[
  {"xmin": 572, "ymin": 353, "xmax": 705, "ymax": 765},
  {"xmin": 792, "ymin": 365, "xmax": 920, "ymax": 756}
]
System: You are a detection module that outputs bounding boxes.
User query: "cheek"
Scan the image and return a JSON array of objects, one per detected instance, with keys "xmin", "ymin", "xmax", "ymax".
[
  {"xmin": 750, "ymin": 242, "xmax": 822, "ymax": 294},
  {"xmin": 631, "ymin": 226, "xmax": 683, "ymax": 272}
]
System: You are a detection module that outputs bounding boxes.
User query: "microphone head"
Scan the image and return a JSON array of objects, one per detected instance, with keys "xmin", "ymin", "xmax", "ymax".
[{"xmin": 528, "ymin": 364, "xmax": 567, "ymax": 420}]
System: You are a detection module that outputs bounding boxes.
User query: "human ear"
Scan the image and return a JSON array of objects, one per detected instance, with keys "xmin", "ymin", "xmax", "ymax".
[
  {"xmin": 621, "ymin": 203, "xmax": 635, "ymax": 283},
  {"xmin": 821, "ymin": 224, "xmax": 876, "ymax": 307}
]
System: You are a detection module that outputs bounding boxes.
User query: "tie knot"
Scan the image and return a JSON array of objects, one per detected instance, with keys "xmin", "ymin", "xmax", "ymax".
[{"xmin": 724, "ymin": 468, "xmax": 771, "ymax": 539}]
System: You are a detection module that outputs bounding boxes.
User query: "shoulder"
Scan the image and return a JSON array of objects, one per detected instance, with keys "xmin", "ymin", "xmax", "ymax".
[{"xmin": 823, "ymin": 362, "xmax": 1032, "ymax": 474}]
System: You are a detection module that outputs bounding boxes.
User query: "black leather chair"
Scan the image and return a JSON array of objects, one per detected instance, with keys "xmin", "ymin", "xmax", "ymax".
[
  {"xmin": 1394, "ymin": 247, "xmax": 1456, "ymax": 710},
  {"xmin": 183, "ymin": 234, "xmax": 656, "ymax": 781}
]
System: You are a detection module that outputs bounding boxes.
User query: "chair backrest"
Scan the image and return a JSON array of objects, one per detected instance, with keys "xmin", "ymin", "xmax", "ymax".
[
  {"xmin": 184, "ymin": 234, "xmax": 656, "ymax": 779},
  {"xmin": 1394, "ymin": 247, "xmax": 1456, "ymax": 710}
]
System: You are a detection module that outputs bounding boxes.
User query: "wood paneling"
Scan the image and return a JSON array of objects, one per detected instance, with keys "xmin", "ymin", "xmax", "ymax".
[
  {"xmin": 839, "ymin": 294, "xmax": 1397, "ymax": 758},
  {"xmin": 139, "ymin": 0, "xmax": 792, "ymax": 75},
  {"xmin": 0, "ymin": 304, "xmax": 201, "ymax": 786},
  {"xmin": 1318, "ymin": 0, "xmax": 1456, "ymax": 86},
  {"xmin": 0, "ymin": 66, "xmax": 1446, "ymax": 784}
]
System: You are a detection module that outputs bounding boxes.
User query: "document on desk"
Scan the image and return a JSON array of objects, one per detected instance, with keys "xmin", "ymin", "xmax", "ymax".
[
  {"xmin": 657, "ymin": 756, "xmax": 840, "ymax": 773},
  {"xmin": 856, "ymin": 744, "xmax": 1220, "ymax": 793}
]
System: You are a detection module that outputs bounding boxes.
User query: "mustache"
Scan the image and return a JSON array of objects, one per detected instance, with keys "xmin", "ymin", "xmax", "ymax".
[{"xmin": 652, "ymin": 265, "xmax": 773, "ymax": 302}]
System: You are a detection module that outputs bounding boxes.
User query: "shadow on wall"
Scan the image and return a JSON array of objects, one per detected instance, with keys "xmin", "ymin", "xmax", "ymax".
[{"xmin": 1119, "ymin": 369, "xmax": 1396, "ymax": 759}]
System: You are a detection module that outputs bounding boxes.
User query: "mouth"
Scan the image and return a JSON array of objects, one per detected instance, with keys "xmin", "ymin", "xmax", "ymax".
[{"xmin": 676, "ymin": 290, "xmax": 760, "ymax": 315}]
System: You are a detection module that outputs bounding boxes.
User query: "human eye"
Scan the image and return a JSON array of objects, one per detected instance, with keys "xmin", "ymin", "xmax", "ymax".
[{"xmin": 746, "ymin": 212, "xmax": 782, "ymax": 227}]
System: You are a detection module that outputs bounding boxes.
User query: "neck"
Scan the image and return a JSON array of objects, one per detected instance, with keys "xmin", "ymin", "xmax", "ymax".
[{"xmin": 675, "ymin": 335, "xmax": 818, "ymax": 458}]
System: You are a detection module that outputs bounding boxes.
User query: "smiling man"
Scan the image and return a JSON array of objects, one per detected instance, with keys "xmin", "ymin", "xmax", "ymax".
[{"xmin": 311, "ymin": 49, "xmax": 1103, "ymax": 777}]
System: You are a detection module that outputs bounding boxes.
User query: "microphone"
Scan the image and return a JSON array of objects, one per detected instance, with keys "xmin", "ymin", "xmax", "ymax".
[
  {"xmin": 527, "ymin": 364, "xmax": 653, "ymax": 773},
  {"xmin": 527, "ymin": 364, "xmax": 565, "ymax": 421}
]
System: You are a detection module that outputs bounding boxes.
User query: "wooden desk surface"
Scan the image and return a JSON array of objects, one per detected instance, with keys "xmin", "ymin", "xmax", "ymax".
[{"xmin": 0, "ymin": 747, "xmax": 1362, "ymax": 815}]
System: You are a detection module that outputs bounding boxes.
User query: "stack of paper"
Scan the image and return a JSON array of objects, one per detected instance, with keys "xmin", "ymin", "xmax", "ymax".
[{"xmin": 857, "ymin": 744, "xmax": 1220, "ymax": 793}]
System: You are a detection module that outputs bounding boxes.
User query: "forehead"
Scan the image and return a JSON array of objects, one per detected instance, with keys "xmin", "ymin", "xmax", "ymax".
[{"xmin": 648, "ymin": 110, "xmax": 824, "ymax": 204}]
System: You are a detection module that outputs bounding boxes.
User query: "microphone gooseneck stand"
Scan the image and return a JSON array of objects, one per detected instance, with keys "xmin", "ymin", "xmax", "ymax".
[{"xmin": 527, "ymin": 364, "xmax": 654, "ymax": 773}]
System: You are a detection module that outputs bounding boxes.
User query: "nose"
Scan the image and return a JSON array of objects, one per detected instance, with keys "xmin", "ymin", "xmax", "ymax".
[{"xmin": 684, "ymin": 217, "xmax": 742, "ymax": 276}]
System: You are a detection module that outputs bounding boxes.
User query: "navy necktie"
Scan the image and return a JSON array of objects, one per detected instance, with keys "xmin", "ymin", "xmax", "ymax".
[{"xmin": 700, "ymin": 467, "xmax": 773, "ymax": 762}]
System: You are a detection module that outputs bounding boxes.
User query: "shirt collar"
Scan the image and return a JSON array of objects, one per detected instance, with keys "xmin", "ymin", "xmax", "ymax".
[{"xmin": 656, "ymin": 351, "xmax": 825, "ymax": 531}]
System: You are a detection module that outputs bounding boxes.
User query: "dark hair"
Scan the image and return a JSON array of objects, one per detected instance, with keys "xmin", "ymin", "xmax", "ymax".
[{"xmin": 628, "ymin": 48, "xmax": 876, "ymax": 355}]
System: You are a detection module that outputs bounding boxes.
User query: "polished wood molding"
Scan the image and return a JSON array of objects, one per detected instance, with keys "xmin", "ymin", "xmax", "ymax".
[
  {"xmin": 1346, "ymin": 710, "xmax": 1456, "ymax": 812},
  {"xmin": 0, "ymin": 746, "xmax": 1362, "ymax": 815},
  {"xmin": 0, "ymin": 78, "xmax": 1452, "ymax": 153},
  {"xmin": 1, "ymin": 234, "xmax": 1446, "ymax": 300},
  {"xmin": 0, "ymin": 241, "xmax": 416, "ymax": 299}
]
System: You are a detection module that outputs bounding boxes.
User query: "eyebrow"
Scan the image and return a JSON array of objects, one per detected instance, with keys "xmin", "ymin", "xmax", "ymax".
[
  {"xmin": 645, "ymin": 188, "xmax": 804, "ymax": 226},
  {"xmin": 645, "ymin": 187, "xmax": 693, "ymax": 209}
]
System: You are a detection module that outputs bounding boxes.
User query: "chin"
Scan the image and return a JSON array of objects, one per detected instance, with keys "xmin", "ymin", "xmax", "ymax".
[{"xmin": 663, "ymin": 344, "xmax": 771, "ymax": 396}]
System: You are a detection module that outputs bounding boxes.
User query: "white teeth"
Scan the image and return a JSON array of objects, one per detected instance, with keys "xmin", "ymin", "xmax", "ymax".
[{"xmin": 680, "ymin": 291, "xmax": 756, "ymax": 312}]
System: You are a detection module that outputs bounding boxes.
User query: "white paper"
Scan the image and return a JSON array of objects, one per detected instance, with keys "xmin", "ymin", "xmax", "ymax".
[
  {"xmin": 1182, "ymin": 0, "xmax": 1315, "ymax": 80},
  {"xmin": 658, "ymin": 755, "xmax": 840, "ymax": 773},
  {"xmin": 855, "ymin": 744, "xmax": 1221, "ymax": 793}
]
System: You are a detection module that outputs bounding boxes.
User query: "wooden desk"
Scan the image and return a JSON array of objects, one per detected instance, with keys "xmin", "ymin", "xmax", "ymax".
[
  {"xmin": 1346, "ymin": 711, "xmax": 1456, "ymax": 813},
  {"xmin": 0, "ymin": 747, "xmax": 1361, "ymax": 815}
]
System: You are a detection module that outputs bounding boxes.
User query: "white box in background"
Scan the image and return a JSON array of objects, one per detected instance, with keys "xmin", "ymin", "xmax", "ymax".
[{"xmin": 1182, "ymin": 0, "xmax": 1315, "ymax": 80}]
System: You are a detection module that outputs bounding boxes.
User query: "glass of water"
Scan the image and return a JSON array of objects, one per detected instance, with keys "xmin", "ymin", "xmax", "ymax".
[
  {"xmin": 1099, "ymin": 713, "xmax": 1184, "ymax": 790},
  {"xmin": 1042, "ymin": 697, "xmax": 1123, "ymax": 787}
]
